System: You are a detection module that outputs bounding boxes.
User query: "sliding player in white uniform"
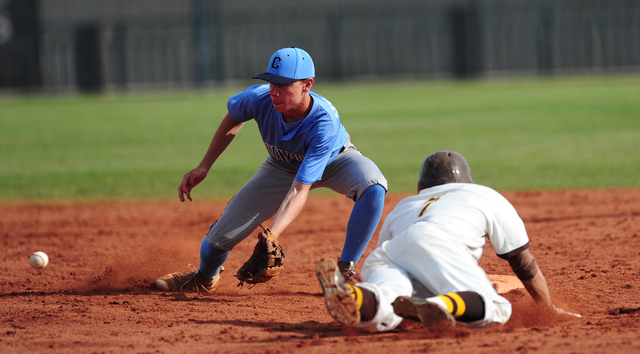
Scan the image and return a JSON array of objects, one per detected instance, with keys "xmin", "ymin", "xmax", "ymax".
[{"xmin": 316, "ymin": 151, "xmax": 579, "ymax": 331}]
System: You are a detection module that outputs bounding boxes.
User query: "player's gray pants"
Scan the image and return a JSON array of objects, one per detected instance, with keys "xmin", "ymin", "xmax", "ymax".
[
  {"xmin": 357, "ymin": 222, "xmax": 512, "ymax": 332},
  {"xmin": 205, "ymin": 142, "xmax": 387, "ymax": 251}
]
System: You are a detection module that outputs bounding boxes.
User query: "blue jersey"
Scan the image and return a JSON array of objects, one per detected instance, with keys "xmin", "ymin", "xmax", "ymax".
[{"xmin": 227, "ymin": 84, "xmax": 349, "ymax": 185}]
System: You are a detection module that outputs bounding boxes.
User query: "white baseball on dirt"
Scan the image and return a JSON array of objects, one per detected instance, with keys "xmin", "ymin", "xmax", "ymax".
[{"xmin": 29, "ymin": 251, "xmax": 49, "ymax": 269}]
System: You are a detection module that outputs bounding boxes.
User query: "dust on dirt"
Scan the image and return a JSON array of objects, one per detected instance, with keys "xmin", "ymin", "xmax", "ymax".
[{"xmin": 1, "ymin": 188, "xmax": 639, "ymax": 353}]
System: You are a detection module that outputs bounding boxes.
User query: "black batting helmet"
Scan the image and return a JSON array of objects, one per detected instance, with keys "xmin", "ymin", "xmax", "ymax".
[{"xmin": 417, "ymin": 151, "xmax": 473, "ymax": 191}]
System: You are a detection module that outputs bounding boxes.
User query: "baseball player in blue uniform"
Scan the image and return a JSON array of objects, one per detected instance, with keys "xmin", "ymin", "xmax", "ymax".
[
  {"xmin": 316, "ymin": 151, "xmax": 579, "ymax": 331},
  {"xmin": 156, "ymin": 47, "xmax": 388, "ymax": 293}
]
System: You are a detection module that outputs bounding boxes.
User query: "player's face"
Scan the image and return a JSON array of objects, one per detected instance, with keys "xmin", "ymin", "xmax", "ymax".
[{"xmin": 268, "ymin": 79, "xmax": 312, "ymax": 117}]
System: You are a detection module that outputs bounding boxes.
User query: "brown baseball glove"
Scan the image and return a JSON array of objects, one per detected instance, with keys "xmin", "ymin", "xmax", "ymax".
[{"xmin": 236, "ymin": 228, "xmax": 285, "ymax": 286}]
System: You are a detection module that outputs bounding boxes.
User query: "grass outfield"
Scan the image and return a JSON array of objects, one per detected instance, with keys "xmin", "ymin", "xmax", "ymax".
[{"xmin": 1, "ymin": 75, "xmax": 639, "ymax": 201}]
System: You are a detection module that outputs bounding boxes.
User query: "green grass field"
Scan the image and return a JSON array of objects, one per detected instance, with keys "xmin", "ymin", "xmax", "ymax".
[{"xmin": 1, "ymin": 75, "xmax": 639, "ymax": 201}]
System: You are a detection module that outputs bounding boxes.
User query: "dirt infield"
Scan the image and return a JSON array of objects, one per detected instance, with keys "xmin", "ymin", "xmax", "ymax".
[{"xmin": 2, "ymin": 188, "xmax": 640, "ymax": 353}]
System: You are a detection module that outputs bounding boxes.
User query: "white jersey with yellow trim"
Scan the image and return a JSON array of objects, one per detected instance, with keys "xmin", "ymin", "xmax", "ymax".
[
  {"xmin": 356, "ymin": 182, "xmax": 530, "ymax": 332},
  {"xmin": 378, "ymin": 183, "xmax": 530, "ymax": 261}
]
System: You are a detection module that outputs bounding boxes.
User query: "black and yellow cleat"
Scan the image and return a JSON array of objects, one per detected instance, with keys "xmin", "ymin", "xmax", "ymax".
[
  {"xmin": 316, "ymin": 258, "xmax": 361, "ymax": 327},
  {"xmin": 392, "ymin": 296, "xmax": 456, "ymax": 330}
]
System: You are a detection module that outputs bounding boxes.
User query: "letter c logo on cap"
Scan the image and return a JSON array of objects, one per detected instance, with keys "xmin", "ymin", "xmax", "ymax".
[{"xmin": 271, "ymin": 56, "xmax": 281, "ymax": 69}]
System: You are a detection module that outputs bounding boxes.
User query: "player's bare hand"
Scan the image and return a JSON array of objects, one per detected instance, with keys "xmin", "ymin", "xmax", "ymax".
[{"xmin": 178, "ymin": 168, "xmax": 207, "ymax": 202}]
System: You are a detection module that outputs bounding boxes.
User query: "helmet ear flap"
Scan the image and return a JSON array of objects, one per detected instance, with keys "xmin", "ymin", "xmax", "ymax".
[{"xmin": 418, "ymin": 151, "xmax": 473, "ymax": 191}]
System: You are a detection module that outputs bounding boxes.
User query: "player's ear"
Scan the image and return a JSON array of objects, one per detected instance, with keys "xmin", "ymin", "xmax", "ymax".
[{"xmin": 303, "ymin": 78, "xmax": 314, "ymax": 92}]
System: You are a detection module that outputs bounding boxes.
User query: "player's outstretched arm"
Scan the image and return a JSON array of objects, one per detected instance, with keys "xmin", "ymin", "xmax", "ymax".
[
  {"xmin": 269, "ymin": 180, "xmax": 311, "ymax": 236},
  {"xmin": 508, "ymin": 250, "xmax": 553, "ymax": 306},
  {"xmin": 520, "ymin": 263, "xmax": 581, "ymax": 317},
  {"xmin": 179, "ymin": 113, "xmax": 245, "ymax": 202},
  {"xmin": 520, "ymin": 267, "xmax": 553, "ymax": 306}
]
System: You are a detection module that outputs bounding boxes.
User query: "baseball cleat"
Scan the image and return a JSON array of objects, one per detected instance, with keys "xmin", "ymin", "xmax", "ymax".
[
  {"xmin": 156, "ymin": 264, "xmax": 222, "ymax": 294},
  {"xmin": 316, "ymin": 258, "xmax": 361, "ymax": 327},
  {"xmin": 337, "ymin": 260, "xmax": 362, "ymax": 286},
  {"xmin": 392, "ymin": 296, "xmax": 456, "ymax": 330}
]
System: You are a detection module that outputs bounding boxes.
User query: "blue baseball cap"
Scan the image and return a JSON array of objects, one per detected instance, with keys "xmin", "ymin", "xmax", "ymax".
[{"xmin": 253, "ymin": 47, "xmax": 315, "ymax": 84}]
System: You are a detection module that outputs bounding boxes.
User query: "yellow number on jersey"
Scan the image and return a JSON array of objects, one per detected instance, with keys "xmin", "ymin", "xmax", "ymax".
[{"xmin": 418, "ymin": 193, "xmax": 448, "ymax": 217}]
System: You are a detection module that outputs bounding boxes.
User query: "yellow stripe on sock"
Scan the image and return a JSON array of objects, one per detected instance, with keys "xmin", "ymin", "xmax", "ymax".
[
  {"xmin": 446, "ymin": 292, "xmax": 466, "ymax": 318},
  {"xmin": 347, "ymin": 284, "xmax": 364, "ymax": 309},
  {"xmin": 436, "ymin": 295, "xmax": 455, "ymax": 314}
]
